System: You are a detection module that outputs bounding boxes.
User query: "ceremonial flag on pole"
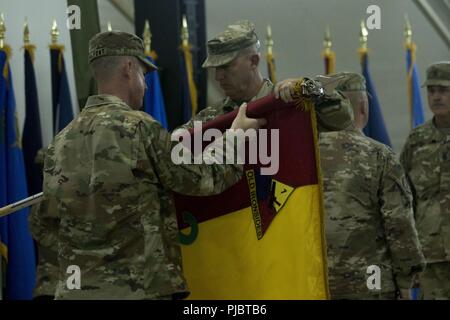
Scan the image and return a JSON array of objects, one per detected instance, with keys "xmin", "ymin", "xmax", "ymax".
[
  {"xmin": 358, "ymin": 21, "xmax": 391, "ymax": 147},
  {"xmin": 50, "ymin": 39, "xmax": 74, "ymax": 134},
  {"xmin": 180, "ymin": 15, "xmax": 198, "ymax": 123},
  {"xmin": 0, "ymin": 45, "xmax": 36, "ymax": 300},
  {"xmin": 142, "ymin": 20, "xmax": 168, "ymax": 129},
  {"xmin": 175, "ymin": 93, "xmax": 329, "ymax": 299},
  {"xmin": 144, "ymin": 55, "xmax": 168, "ymax": 129},
  {"xmin": 405, "ymin": 21, "xmax": 425, "ymax": 129},
  {"xmin": 23, "ymin": 40, "xmax": 43, "ymax": 195}
]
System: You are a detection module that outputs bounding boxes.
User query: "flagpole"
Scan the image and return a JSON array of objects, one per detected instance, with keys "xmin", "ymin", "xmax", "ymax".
[
  {"xmin": 0, "ymin": 193, "xmax": 44, "ymax": 218},
  {"xmin": 405, "ymin": 14, "xmax": 414, "ymax": 130},
  {"xmin": 266, "ymin": 24, "xmax": 276, "ymax": 83}
]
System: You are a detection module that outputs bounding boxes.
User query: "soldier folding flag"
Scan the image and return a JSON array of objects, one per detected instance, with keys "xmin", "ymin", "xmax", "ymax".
[{"xmin": 175, "ymin": 93, "xmax": 329, "ymax": 299}]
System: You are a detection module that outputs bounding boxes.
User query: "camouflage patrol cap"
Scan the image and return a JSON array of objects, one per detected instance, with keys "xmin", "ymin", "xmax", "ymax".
[
  {"xmin": 422, "ymin": 61, "xmax": 450, "ymax": 87},
  {"xmin": 332, "ymin": 72, "xmax": 367, "ymax": 92},
  {"xmin": 202, "ymin": 20, "xmax": 259, "ymax": 68},
  {"xmin": 88, "ymin": 31, "xmax": 157, "ymax": 72}
]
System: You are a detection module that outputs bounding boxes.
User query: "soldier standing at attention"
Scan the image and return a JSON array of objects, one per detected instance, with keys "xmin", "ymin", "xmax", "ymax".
[
  {"xmin": 320, "ymin": 72, "xmax": 425, "ymax": 300},
  {"xmin": 401, "ymin": 61, "xmax": 450, "ymax": 300}
]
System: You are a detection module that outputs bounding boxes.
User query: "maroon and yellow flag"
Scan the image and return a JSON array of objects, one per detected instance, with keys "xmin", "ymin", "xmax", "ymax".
[{"xmin": 175, "ymin": 93, "xmax": 329, "ymax": 299}]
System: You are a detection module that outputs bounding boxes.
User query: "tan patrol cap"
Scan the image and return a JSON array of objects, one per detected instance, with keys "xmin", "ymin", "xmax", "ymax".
[
  {"xmin": 422, "ymin": 61, "xmax": 450, "ymax": 87},
  {"xmin": 88, "ymin": 31, "xmax": 157, "ymax": 72},
  {"xmin": 202, "ymin": 20, "xmax": 259, "ymax": 68}
]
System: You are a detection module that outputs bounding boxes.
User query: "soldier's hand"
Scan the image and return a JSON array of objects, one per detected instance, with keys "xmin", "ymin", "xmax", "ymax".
[
  {"xmin": 274, "ymin": 78, "xmax": 299, "ymax": 103},
  {"xmin": 230, "ymin": 103, "xmax": 267, "ymax": 131}
]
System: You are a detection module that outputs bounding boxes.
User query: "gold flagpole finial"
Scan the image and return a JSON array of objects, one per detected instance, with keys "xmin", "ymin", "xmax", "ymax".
[
  {"xmin": 404, "ymin": 14, "xmax": 412, "ymax": 46},
  {"xmin": 51, "ymin": 19, "xmax": 59, "ymax": 45},
  {"xmin": 266, "ymin": 24, "xmax": 274, "ymax": 56},
  {"xmin": 24, "ymin": 18, "xmax": 30, "ymax": 45},
  {"xmin": 143, "ymin": 19, "xmax": 152, "ymax": 54},
  {"xmin": 107, "ymin": 21, "xmax": 112, "ymax": 32},
  {"xmin": 359, "ymin": 20, "xmax": 368, "ymax": 49},
  {"xmin": 324, "ymin": 26, "xmax": 332, "ymax": 50},
  {"xmin": 181, "ymin": 15, "xmax": 189, "ymax": 47},
  {"xmin": 0, "ymin": 13, "xmax": 6, "ymax": 49}
]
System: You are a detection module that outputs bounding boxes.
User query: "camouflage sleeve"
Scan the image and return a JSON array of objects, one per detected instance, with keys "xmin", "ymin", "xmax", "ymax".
[
  {"xmin": 28, "ymin": 200, "xmax": 59, "ymax": 297},
  {"xmin": 315, "ymin": 91, "xmax": 354, "ymax": 132},
  {"xmin": 399, "ymin": 135, "xmax": 418, "ymax": 215},
  {"xmin": 379, "ymin": 152, "xmax": 426, "ymax": 288},
  {"xmin": 28, "ymin": 199, "xmax": 59, "ymax": 246},
  {"xmin": 27, "ymin": 144, "xmax": 60, "ymax": 297},
  {"xmin": 399, "ymin": 135, "xmax": 412, "ymax": 173},
  {"xmin": 29, "ymin": 144, "xmax": 60, "ymax": 244},
  {"xmin": 140, "ymin": 119, "xmax": 243, "ymax": 196},
  {"xmin": 176, "ymin": 105, "xmax": 223, "ymax": 131}
]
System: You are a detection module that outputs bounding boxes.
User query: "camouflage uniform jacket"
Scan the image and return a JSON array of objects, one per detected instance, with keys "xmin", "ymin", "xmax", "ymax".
[
  {"xmin": 29, "ymin": 200, "xmax": 59, "ymax": 297},
  {"xmin": 180, "ymin": 78, "xmax": 354, "ymax": 132},
  {"xmin": 400, "ymin": 119, "xmax": 450, "ymax": 264},
  {"xmin": 320, "ymin": 127, "xmax": 425, "ymax": 298},
  {"xmin": 32, "ymin": 94, "xmax": 242, "ymax": 299},
  {"xmin": 29, "ymin": 148, "xmax": 57, "ymax": 298}
]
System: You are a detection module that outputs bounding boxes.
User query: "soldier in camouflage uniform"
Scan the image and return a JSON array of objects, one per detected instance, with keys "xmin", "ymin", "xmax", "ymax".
[
  {"xmin": 320, "ymin": 72, "xmax": 425, "ymax": 299},
  {"xmin": 29, "ymin": 31, "xmax": 265, "ymax": 300},
  {"xmin": 400, "ymin": 61, "xmax": 450, "ymax": 299},
  {"xmin": 181, "ymin": 20, "xmax": 353, "ymax": 132}
]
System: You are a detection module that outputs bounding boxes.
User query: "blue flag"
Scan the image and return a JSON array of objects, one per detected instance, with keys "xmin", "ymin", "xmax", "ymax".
[
  {"xmin": 360, "ymin": 51, "xmax": 392, "ymax": 147},
  {"xmin": 0, "ymin": 48, "xmax": 36, "ymax": 300},
  {"xmin": 144, "ymin": 56, "xmax": 168, "ymax": 129},
  {"xmin": 50, "ymin": 47, "xmax": 74, "ymax": 134},
  {"xmin": 406, "ymin": 45, "xmax": 425, "ymax": 128},
  {"xmin": 23, "ymin": 47, "xmax": 43, "ymax": 195}
]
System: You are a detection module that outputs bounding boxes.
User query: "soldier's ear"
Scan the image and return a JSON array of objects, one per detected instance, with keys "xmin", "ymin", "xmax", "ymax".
[
  {"xmin": 249, "ymin": 53, "xmax": 260, "ymax": 69},
  {"xmin": 122, "ymin": 58, "xmax": 134, "ymax": 78}
]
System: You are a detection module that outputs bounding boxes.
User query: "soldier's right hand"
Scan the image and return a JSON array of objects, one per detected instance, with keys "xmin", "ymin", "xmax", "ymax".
[{"xmin": 230, "ymin": 103, "xmax": 267, "ymax": 131}]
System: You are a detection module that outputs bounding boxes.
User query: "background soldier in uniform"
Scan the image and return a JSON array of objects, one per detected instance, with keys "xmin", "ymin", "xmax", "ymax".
[
  {"xmin": 320, "ymin": 72, "xmax": 425, "ymax": 299},
  {"xmin": 29, "ymin": 31, "xmax": 265, "ymax": 299},
  {"xmin": 400, "ymin": 61, "xmax": 450, "ymax": 300}
]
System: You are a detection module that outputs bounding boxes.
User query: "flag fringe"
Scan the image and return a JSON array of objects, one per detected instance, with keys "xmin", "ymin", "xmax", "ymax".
[
  {"xmin": 1, "ymin": 46, "xmax": 12, "ymax": 79},
  {"xmin": 49, "ymin": 45, "xmax": 65, "ymax": 73},
  {"xmin": 322, "ymin": 49, "xmax": 336, "ymax": 75},
  {"xmin": 0, "ymin": 242, "xmax": 7, "ymax": 262},
  {"xmin": 23, "ymin": 44, "xmax": 36, "ymax": 63},
  {"xmin": 266, "ymin": 53, "xmax": 276, "ymax": 83},
  {"xmin": 309, "ymin": 100, "xmax": 330, "ymax": 300}
]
